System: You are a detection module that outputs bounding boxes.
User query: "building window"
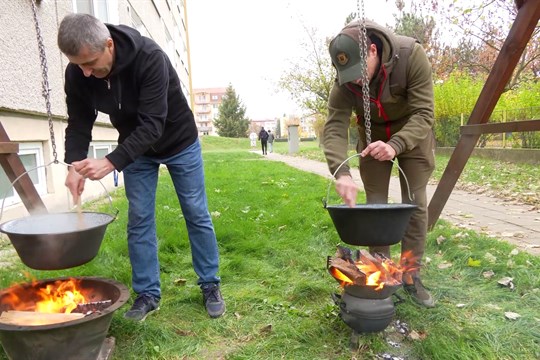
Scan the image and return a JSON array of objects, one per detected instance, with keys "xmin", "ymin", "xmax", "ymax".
[
  {"xmin": 211, "ymin": 95, "xmax": 219, "ymax": 100},
  {"xmin": 0, "ymin": 143, "xmax": 46, "ymax": 207},
  {"xmin": 88, "ymin": 142, "xmax": 117, "ymax": 159},
  {"xmin": 73, "ymin": 0, "xmax": 118, "ymax": 23}
]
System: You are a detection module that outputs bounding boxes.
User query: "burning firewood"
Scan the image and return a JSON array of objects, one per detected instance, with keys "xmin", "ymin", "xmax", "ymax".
[
  {"xmin": 335, "ymin": 245, "xmax": 355, "ymax": 264},
  {"xmin": 358, "ymin": 250, "xmax": 402, "ymax": 286},
  {"xmin": 0, "ymin": 310, "xmax": 85, "ymax": 326},
  {"xmin": 329, "ymin": 258, "xmax": 367, "ymax": 284},
  {"xmin": 73, "ymin": 300, "xmax": 112, "ymax": 314},
  {"xmin": 329, "ymin": 245, "xmax": 404, "ymax": 288}
]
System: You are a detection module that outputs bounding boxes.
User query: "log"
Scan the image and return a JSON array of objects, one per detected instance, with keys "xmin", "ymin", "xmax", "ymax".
[
  {"xmin": 358, "ymin": 250, "xmax": 401, "ymax": 285},
  {"xmin": 0, "ymin": 310, "xmax": 85, "ymax": 326},
  {"xmin": 329, "ymin": 258, "xmax": 366, "ymax": 284}
]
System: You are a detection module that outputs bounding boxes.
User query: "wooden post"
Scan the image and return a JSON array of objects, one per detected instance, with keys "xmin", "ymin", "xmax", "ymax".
[
  {"xmin": 0, "ymin": 122, "xmax": 47, "ymax": 215},
  {"xmin": 428, "ymin": 0, "xmax": 540, "ymax": 228}
]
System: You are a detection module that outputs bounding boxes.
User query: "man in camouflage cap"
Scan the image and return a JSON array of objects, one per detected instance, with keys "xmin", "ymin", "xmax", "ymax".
[{"xmin": 323, "ymin": 19, "xmax": 436, "ymax": 308}]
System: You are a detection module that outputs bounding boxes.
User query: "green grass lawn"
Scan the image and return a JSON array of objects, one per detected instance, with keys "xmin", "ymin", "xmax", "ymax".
[{"xmin": 0, "ymin": 136, "xmax": 538, "ymax": 359}]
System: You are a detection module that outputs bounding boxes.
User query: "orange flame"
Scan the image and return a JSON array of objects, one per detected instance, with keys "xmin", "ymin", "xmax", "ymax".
[
  {"xmin": 34, "ymin": 280, "xmax": 87, "ymax": 313},
  {"xmin": 329, "ymin": 267, "xmax": 353, "ymax": 286},
  {"xmin": 329, "ymin": 249, "xmax": 415, "ymax": 290},
  {"xmin": 3, "ymin": 278, "xmax": 89, "ymax": 314}
]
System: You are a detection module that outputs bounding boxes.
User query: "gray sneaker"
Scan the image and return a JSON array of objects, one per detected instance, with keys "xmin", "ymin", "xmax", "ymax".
[
  {"xmin": 124, "ymin": 294, "xmax": 160, "ymax": 321},
  {"xmin": 403, "ymin": 275, "xmax": 435, "ymax": 308},
  {"xmin": 201, "ymin": 283, "xmax": 225, "ymax": 318}
]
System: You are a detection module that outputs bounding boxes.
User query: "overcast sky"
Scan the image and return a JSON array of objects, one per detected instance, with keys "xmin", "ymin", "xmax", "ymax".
[{"xmin": 187, "ymin": 0, "xmax": 398, "ymax": 120}]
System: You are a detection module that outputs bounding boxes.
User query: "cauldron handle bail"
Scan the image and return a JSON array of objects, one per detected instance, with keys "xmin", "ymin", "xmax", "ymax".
[
  {"xmin": 0, "ymin": 161, "xmax": 119, "ymax": 222},
  {"xmin": 322, "ymin": 153, "xmax": 415, "ymax": 208}
]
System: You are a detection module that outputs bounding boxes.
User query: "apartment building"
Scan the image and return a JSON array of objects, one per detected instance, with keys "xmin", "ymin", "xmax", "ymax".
[
  {"xmin": 250, "ymin": 119, "xmax": 278, "ymax": 134},
  {"xmin": 0, "ymin": 0, "xmax": 191, "ymax": 222},
  {"xmin": 192, "ymin": 88, "xmax": 227, "ymax": 136}
]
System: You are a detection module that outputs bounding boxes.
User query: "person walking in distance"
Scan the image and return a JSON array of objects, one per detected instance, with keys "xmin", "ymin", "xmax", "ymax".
[
  {"xmin": 57, "ymin": 13, "xmax": 225, "ymax": 321},
  {"xmin": 258, "ymin": 127, "xmax": 269, "ymax": 155},
  {"xmin": 323, "ymin": 19, "xmax": 436, "ymax": 308},
  {"xmin": 267, "ymin": 130, "xmax": 275, "ymax": 153}
]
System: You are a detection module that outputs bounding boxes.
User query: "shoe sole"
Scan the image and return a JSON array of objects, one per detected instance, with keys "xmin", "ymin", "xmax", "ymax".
[
  {"xmin": 208, "ymin": 307, "xmax": 226, "ymax": 318},
  {"xmin": 124, "ymin": 306, "xmax": 160, "ymax": 322}
]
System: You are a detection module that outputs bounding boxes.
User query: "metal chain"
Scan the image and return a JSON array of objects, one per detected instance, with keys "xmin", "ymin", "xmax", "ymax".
[
  {"xmin": 31, "ymin": 0, "xmax": 58, "ymax": 162},
  {"xmin": 356, "ymin": 0, "xmax": 372, "ymax": 145}
]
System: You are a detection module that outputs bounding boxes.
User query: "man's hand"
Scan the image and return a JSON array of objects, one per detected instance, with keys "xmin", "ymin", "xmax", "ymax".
[
  {"xmin": 335, "ymin": 175, "xmax": 359, "ymax": 208},
  {"xmin": 71, "ymin": 158, "xmax": 115, "ymax": 181},
  {"xmin": 65, "ymin": 166, "xmax": 85, "ymax": 206},
  {"xmin": 360, "ymin": 140, "xmax": 396, "ymax": 161}
]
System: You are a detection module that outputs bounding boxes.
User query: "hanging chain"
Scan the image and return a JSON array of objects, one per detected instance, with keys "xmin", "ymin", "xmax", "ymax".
[
  {"xmin": 356, "ymin": 0, "xmax": 372, "ymax": 145},
  {"xmin": 31, "ymin": 0, "xmax": 58, "ymax": 163}
]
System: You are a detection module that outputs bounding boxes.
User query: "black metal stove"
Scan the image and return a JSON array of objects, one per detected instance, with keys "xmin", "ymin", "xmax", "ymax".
[
  {"xmin": 0, "ymin": 276, "xmax": 129, "ymax": 360},
  {"xmin": 327, "ymin": 246, "xmax": 403, "ymax": 335}
]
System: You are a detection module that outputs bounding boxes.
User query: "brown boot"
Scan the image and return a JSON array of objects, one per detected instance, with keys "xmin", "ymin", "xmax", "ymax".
[{"xmin": 402, "ymin": 273, "xmax": 435, "ymax": 308}]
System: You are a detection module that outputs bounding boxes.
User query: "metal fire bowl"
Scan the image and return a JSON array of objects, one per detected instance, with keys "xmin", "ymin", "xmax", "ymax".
[
  {"xmin": 344, "ymin": 283, "xmax": 401, "ymax": 300},
  {"xmin": 0, "ymin": 212, "xmax": 115, "ymax": 270},
  {"xmin": 325, "ymin": 203, "xmax": 417, "ymax": 246},
  {"xmin": 0, "ymin": 276, "xmax": 129, "ymax": 360}
]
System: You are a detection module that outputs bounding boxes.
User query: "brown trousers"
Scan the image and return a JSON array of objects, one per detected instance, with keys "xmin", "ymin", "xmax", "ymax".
[{"xmin": 357, "ymin": 132, "xmax": 435, "ymax": 271}]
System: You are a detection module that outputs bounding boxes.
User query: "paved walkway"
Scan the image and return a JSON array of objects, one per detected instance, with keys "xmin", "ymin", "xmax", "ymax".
[{"xmin": 261, "ymin": 152, "xmax": 540, "ymax": 256}]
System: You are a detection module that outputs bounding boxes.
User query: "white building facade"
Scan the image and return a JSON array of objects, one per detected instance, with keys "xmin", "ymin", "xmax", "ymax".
[{"xmin": 0, "ymin": 0, "xmax": 191, "ymax": 222}]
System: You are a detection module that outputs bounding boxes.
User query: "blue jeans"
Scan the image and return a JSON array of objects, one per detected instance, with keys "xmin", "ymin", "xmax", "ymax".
[{"xmin": 123, "ymin": 140, "xmax": 220, "ymax": 299}]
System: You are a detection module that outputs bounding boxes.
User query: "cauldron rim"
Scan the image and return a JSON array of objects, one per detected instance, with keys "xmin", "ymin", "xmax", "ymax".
[
  {"xmin": 0, "ymin": 212, "xmax": 115, "ymax": 235},
  {"xmin": 0, "ymin": 276, "xmax": 129, "ymax": 331}
]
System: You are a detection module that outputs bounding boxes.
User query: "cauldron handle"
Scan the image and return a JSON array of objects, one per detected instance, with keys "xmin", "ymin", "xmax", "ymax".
[
  {"xmin": 0, "ymin": 160, "xmax": 119, "ymax": 221},
  {"xmin": 323, "ymin": 154, "xmax": 414, "ymax": 208}
]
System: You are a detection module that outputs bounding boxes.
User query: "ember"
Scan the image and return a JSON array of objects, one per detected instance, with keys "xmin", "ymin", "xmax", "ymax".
[{"xmin": 328, "ymin": 246, "xmax": 403, "ymax": 290}]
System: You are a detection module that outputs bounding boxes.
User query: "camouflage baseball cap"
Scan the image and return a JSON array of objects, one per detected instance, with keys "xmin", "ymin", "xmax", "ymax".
[{"xmin": 329, "ymin": 33, "xmax": 365, "ymax": 86}]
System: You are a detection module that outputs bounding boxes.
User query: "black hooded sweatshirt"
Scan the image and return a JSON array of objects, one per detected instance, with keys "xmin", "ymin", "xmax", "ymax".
[{"xmin": 64, "ymin": 24, "xmax": 198, "ymax": 171}]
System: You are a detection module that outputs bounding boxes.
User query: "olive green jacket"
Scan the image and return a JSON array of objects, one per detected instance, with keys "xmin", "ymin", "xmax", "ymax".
[{"xmin": 323, "ymin": 21, "xmax": 434, "ymax": 177}]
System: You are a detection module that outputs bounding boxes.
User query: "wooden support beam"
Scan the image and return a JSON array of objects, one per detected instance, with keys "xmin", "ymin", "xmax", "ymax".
[
  {"xmin": 0, "ymin": 123, "xmax": 47, "ymax": 215},
  {"xmin": 428, "ymin": 0, "xmax": 540, "ymax": 229},
  {"xmin": 461, "ymin": 119, "xmax": 540, "ymax": 135},
  {"xmin": 0, "ymin": 142, "xmax": 19, "ymax": 154}
]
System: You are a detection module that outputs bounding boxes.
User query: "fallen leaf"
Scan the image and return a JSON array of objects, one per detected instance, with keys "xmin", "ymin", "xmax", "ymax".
[
  {"xmin": 509, "ymin": 249, "xmax": 519, "ymax": 256},
  {"xmin": 497, "ymin": 277, "xmax": 513, "ymax": 286},
  {"xmin": 211, "ymin": 211, "xmax": 221, "ymax": 218},
  {"xmin": 278, "ymin": 225, "xmax": 287, "ymax": 231},
  {"xmin": 497, "ymin": 277, "xmax": 515, "ymax": 290},
  {"xmin": 484, "ymin": 253, "xmax": 497, "ymax": 263},
  {"xmin": 467, "ymin": 257, "xmax": 481, "ymax": 267},
  {"xmin": 436, "ymin": 235, "xmax": 446, "ymax": 245},
  {"xmin": 438, "ymin": 262, "xmax": 453, "ymax": 269},
  {"xmin": 408, "ymin": 330, "xmax": 427, "ymax": 340},
  {"xmin": 175, "ymin": 329, "xmax": 195, "ymax": 336},
  {"xmin": 482, "ymin": 270, "xmax": 495, "ymax": 279},
  {"xmin": 234, "ymin": 312, "xmax": 242, "ymax": 319},
  {"xmin": 504, "ymin": 312, "xmax": 521, "ymax": 320},
  {"xmin": 260, "ymin": 324, "xmax": 273, "ymax": 334},
  {"xmin": 456, "ymin": 303, "xmax": 467, "ymax": 308},
  {"xmin": 174, "ymin": 278, "xmax": 187, "ymax": 286}
]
